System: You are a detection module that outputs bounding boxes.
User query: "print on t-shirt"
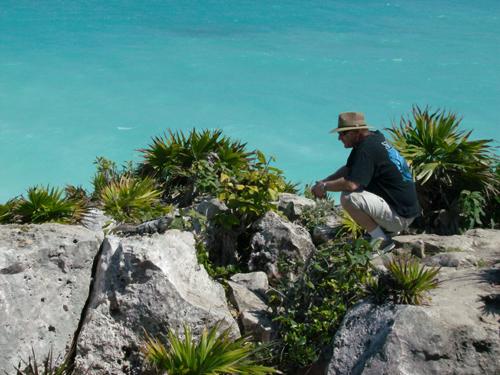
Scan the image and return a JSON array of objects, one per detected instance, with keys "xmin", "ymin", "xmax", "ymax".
[{"xmin": 381, "ymin": 141, "xmax": 413, "ymax": 182}]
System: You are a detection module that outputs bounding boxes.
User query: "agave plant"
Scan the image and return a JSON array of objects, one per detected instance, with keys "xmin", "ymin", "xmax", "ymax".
[
  {"xmin": 143, "ymin": 324, "xmax": 279, "ymax": 374},
  {"xmin": 138, "ymin": 129, "xmax": 252, "ymax": 204},
  {"xmin": 15, "ymin": 186, "xmax": 85, "ymax": 224},
  {"xmin": 388, "ymin": 106, "xmax": 499, "ymax": 232},
  {"xmin": 383, "ymin": 254, "xmax": 440, "ymax": 305},
  {"xmin": 100, "ymin": 176, "xmax": 168, "ymax": 223},
  {"xmin": 91, "ymin": 157, "xmax": 135, "ymax": 199},
  {"xmin": 139, "ymin": 129, "xmax": 250, "ymax": 176}
]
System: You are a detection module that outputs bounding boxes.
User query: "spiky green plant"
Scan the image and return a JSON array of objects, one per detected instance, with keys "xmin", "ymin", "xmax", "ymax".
[
  {"xmin": 383, "ymin": 254, "xmax": 440, "ymax": 305},
  {"xmin": 138, "ymin": 129, "xmax": 251, "ymax": 203},
  {"xmin": 14, "ymin": 186, "xmax": 85, "ymax": 224},
  {"xmin": 388, "ymin": 106, "xmax": 499, "ymax": 232},
  {"xmin": 139, "ymin": 129, "xmax": 250, "ymax": 177},
  {"xmin": 337, "ymin": 209, "xmax": 364, "ymax": 239},
  {"xmin": 100, "ymin": 176, "xmax": 169, "ymax": 223},
  {"xmin": 13, "ymin": 348, "xmax": 72, "ymax": 375},
  {"xmin": 143, "ymin": 324, "xmax": 279, "ymax": 374},
  {"xmin": 91, "ymin": 157, "xmax": 135, "ymax": 199}
]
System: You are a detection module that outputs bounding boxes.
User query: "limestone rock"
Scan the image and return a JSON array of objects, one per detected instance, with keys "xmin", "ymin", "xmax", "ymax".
[
  {"xmin": 423, "ymin": 252, "xmax": 478, "ymax": 268},
  {"xmin": 277, "ymin": 193, "xmax": 316, "ymax": 220},
  {"xmin": 312, "ymin": 213, "xmax": 343, "ymax": 245},
  {"xmin": 394, "ymin": 229, "xmax": 500, "ymax": 264},
  {"xmin": 393, "ymin": 233, "xmax": 475, "ymax": 254},
  {"xmin": 230, "ymin": 272, "xmax": 269, "ymax": 297},
  {"xmin": 74, "ymin": 230, "xmax": 239, "ymax": 374},
  {"xmin": 326, "ymin": 234, "xmax": 500, "ymax": 375},
  {"xmin": 227, "ymin": 281, "xmax": 273, "ymax": 343},
  {"xmin": 194, "ymin": 197, "xmax": 228, "ymax": 220},
  {"xmin": 249, "ymin": 211, "xmax": 316, "ymax": 280},
  {"xmin": 0, "ymin": 224, "xmax": 102, "ymax": 374}
]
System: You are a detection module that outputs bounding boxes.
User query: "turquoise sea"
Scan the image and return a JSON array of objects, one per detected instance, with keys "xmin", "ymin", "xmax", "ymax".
[{"xmin": 1, "ymin": 0, "xmax": 499, "ymax": 202}]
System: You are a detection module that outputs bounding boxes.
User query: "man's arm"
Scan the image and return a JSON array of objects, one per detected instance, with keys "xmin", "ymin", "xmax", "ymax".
[
  {"xmin": 320, "ymin": 166, "xmax": 349, "ymax": 182},
  {"xmin": 312, "ymin": 166, "xmax": 359, "ymax": 198}
]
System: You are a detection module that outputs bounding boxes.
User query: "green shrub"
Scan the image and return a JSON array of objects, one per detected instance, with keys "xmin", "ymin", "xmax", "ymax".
[
  {"xmin": 367, "ymin": 254, "xmax": 440, "ymax": 305},
  {"xmin": 268, "ymin": 239, "xmax": 372, "ymax": 371},
  {"xmin": 142, "ymin": 323, "xmax": 278, "ymax": 374},
  {"xmin": 13, "ymin": 186, "xmax": 85, "ymax": 224},
  {"xmin": 100, "ymin": 176, "xmax": 169, "ymax": 223},
  {"xmin": 458, "ymin": 190, "xmax": 486, "ymax": 231},
  {"xmin": 217, "ymin": 151, "xmax": 288, "ymax": 227},
  {"xmin": 388, "ymin": 106, "xmax": 499, "ymax": 233},
  {"xmin": 91, "ymin": 157, "xmax": 135, "ymax": 199},
  {"xmin": 0, "ymin": 198, "xmax": 20, "ymax": 224},
  {"xmin": 298, "ymin": 193, "xmax": 337, "ymax": 233}
]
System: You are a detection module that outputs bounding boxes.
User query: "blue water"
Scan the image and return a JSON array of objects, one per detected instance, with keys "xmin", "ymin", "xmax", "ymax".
[{"xmin": 1, "ymin": 0, "xmax": 499, "ymax": 202}]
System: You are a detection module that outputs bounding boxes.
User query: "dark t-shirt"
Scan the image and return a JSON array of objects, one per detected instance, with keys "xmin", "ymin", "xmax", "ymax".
[{"xmin": 346, "ymin": 131, "xmax": 420, "ymax": 218}]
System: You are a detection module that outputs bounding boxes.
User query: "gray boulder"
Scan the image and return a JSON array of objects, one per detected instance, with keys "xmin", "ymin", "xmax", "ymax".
[
  {"xmin": 0, "ymin": 224, "xmax": 102, "ymax": 374},
  {"xmin": 228, "ymin": 281, "xmax": 273, "ymax": 343},
  {"xmin": 327, "ymin": 231, "xmax": 500, "ymax": 375},
  {"xmin": 74, "ymin": 230, "xmax": 239, "ymax": 374},
  {"xmin": 194, "ymin": 197, "xmax": 228, "ymax": 220},
  {"xmin": 277, "ymin": 193, "xmax": 316, "ymax": 220},
  {"xmin": 249, "ymin": 211, "xmax": 316, "ymax": 280},
  {"xmin": 423, "ymin": 252, "xmax": 478, "ymax": 268},
  {"xmin": 394, "ymin": 229, "xmax": 500, "ymax": 263},
  {"xmin": 312, "ymin": 214, "xmax": 343, "ymax": 245},
  {"xmin": 393, "ymin": 233, "xmax": 475, "ymax": 255},
  {"xmin": 230, "ymin": 271, "xmax": 269, "ymax": 297}
]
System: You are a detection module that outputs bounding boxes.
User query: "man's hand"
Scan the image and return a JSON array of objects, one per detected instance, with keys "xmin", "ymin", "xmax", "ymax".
[{"xmin": 311, "ymin": 181, "xmax": 327, "ymax": 199}]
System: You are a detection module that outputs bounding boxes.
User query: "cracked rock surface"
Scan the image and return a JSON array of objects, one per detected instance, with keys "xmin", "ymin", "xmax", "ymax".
[
  {"xmin": 0, "ymin": 224, "xmax": 102, "ymax": 374},
  {"xmin": 74, "ymin": 230, "xmax": 239, "ymax": 374},
  {"xmin": 327, "ymin": 229, "xmax": 500, "ymax": 375}
]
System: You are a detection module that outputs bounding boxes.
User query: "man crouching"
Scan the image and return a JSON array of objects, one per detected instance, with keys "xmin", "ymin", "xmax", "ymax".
[{"xmin": 312, "ymin": 112, "xmax": 420, "ymax": 253}]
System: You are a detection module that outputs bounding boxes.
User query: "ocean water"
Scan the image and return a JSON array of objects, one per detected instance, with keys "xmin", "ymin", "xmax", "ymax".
[{"xmin": 1, "ymin": 0, "xmax": 499, "ymax": 202}]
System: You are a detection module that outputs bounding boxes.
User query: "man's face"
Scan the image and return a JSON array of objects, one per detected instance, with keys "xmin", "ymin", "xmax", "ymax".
[{"xmin": 338, "ymin": 130, "xmax": 356, "ymax": 148}]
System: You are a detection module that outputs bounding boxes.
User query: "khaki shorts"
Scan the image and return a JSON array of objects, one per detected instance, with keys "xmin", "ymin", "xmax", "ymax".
[{"xmin": 341, "ymin": 190, "xmax": 415, "ymax": 233}]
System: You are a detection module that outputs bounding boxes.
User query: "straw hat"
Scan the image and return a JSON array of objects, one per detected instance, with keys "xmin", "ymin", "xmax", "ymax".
[{"xmin": 330, "ymin": 112, "xmax": 373, "ymax": 133}]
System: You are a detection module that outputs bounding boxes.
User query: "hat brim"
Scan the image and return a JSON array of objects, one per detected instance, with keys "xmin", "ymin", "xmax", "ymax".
[{"xmin": 329, "ymin": 125, "xmax": 372, "ymax": 133}]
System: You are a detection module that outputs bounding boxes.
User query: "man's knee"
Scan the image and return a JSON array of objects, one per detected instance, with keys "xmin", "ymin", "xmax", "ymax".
[
  {"xmin": 340, "ymin": 191, "xmax": 351, "ymax": 209},
  {"xmin": 340, "ymin": 191, "xmax": 362, "ymax": 210}
]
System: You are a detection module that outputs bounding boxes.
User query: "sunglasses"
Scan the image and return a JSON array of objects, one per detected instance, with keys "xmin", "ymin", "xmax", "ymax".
[{"xmin": 338, "ymin": 130, "xmax": 353, "ymax": 138}]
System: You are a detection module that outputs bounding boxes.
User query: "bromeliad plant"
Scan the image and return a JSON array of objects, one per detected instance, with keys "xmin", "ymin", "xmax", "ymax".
[
  {"xmin": 8, "ymin": 186, "xmax": 86, "ymax": 224},
  {"xmin": 138, "ymin": 129, "xmax": 251, "ymax": 204},
  {"xmin": 91, "ymin": 157, "xmax": 135, "ymax": 199},
  {"xmin": 142, "ymin": 323, "xmax": 279, "ymax": 374},
  {"xmin": 388, "ymin": 106, "xmax": 499, "ymax": 233},
  {"xmin": 366, "ymin": 254, "xmax": 440, "ymax": 305},
  {"xmin": 100, "ymin": 176, "xmax": 170, "ymax": 223}
]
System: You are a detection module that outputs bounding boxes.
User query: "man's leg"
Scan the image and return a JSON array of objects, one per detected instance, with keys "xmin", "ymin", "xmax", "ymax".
[
  {"xmin": 340, "ymin": 191, "xmax": 408, "ymax": 252},
  {"xmin": 340, "ymin": 192, "xmax": 378, "ymax": 232}
]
